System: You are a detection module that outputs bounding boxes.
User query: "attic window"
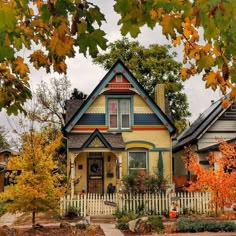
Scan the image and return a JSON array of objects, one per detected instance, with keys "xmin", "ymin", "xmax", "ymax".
[{"xmin": 116, "ymin": 74, "xmax": 122, "ymax": 82}]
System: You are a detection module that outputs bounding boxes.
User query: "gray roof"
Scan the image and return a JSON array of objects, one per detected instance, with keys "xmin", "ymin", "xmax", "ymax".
[
  {"xmin": 68, "ymin": 132, "xmax": 125, "ymax": 150},
  {"xmin": 65, "ymin": 100, "xmax": 84, "ymax": 123},
  {"xmin": 173, "ymin": 99, "xmax": 223, "ymax": 152}
]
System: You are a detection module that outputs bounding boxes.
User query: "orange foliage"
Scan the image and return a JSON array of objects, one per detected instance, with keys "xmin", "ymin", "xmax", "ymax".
[{"xmin": 182, "ymin": 141, "xmax": 236, "ymax": 212}]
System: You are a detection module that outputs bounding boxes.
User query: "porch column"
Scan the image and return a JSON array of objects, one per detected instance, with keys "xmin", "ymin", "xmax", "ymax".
[{"xmin": 70, "ymin": 155, "xmax": 76, "ymax": 197}]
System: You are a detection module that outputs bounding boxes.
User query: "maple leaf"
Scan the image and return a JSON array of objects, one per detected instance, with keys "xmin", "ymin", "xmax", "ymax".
[
  {"xmin": 30, "ymin": 50, "xmax": 50, "ymax": 70},
  {"xmin": 196, "ymin": 53, "xmax": 215, "ymax": 73},
  {"xmin": 13, "ymin": 56, "xmax": 29, "ymax": 77},
  {"xmin": 53, "ymin": 61, "xmax": 67, "ymax": 74},
  {"xmin": 160, "ymin": 14, "xmax": 183, "ymax": 39},
  {"xmin": 203, "ymin": 71, "xmax": 217, "ymax": 90}
]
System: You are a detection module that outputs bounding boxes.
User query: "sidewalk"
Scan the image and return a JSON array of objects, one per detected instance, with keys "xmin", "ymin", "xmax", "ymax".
[
  {"xmin": 100, "ymin": 223, "xmax": 124, "ymax": 236},
  {"xmin": 0, "ymin": 213, "xmax": 23, "ymax": 226}
]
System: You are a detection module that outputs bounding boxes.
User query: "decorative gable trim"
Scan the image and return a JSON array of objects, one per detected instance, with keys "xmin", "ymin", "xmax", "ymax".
[
  {"xmin": 81, "ymin": 129, "xmax": 112, "ymax": 149},
  {"xmin": 64, "ymin": 60, "xmax": 176, "ymax": 134}
]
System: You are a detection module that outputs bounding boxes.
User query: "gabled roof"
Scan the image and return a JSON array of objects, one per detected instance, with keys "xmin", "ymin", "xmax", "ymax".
[
  {"xmin": 67, "ymin": 129, "xmax": 125, "ymax": 150},
  {"xmin": 173, "ymin": 98, "xmax": 227, "ymax": 152},
  {"xmin": 63, "ymin": 59, "xmax": 176, "ymax": 134}
]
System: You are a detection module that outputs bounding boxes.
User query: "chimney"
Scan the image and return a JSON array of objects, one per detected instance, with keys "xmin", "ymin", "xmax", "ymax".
[{"xmin": 155, "ymin": 84, "xmax": 165, "ymax": 113}]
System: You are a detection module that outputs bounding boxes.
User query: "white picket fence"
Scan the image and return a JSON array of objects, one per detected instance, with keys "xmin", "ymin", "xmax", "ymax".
[{"xmin": 60, "ymin": 192, "xmax": 211, "ymax": 217}]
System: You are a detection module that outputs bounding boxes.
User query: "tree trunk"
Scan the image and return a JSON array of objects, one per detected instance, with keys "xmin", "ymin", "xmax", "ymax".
[{"xmin": 32, "ymin": 211, "xmax": 36, "ymax": 227}]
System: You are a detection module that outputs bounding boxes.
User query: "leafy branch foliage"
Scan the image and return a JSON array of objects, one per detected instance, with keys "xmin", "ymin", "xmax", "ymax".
[
  {"xmin": 0, "ymin": 0, "xmax": 107, "ymax": 114},
  {"xmin": 114, "ymin": 0, "xmax": 236, "ymax": 106}
]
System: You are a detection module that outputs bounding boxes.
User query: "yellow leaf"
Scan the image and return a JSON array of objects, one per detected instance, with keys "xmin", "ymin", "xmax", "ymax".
[
  {"xmin": 183, "ymin": 29, "xmax": 191, "ymax": 39},
  {"xmin": 213, "ymin": 46, "xmax": 221, "ymax": 57},
  {"xmin": 13, "ymin": 56, "xmax": 29, "ymax": 77},
  {"xmin": 172, "ymin": 36, "xmax": 181, "ymax": 46},
  {"xmin": 150, "ymin": 9, "xmax": 157, "ymax": 20},
  {"xmin": 180, "ymin": 68, "xmax": 190, "ymax": 80},
  {"xmin": 203, "ymin": 43, "xmax": 212, "ymax": 53},
  {"xmin": 160, "ymin": 14, "xmax": 182, "ymax": 39},
  {"xmin": 203, "ymin": 71, "xmax": 217, "ymax": 90}
]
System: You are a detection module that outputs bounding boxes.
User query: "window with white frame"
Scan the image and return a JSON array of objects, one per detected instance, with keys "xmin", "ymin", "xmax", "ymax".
[
  {"xmin": 128, "ymin": 150, "xmax": 147, "ymax": 174},
  {"xmin": 108, "ymin": 99, "xmax": 130, "ymax": 130}
]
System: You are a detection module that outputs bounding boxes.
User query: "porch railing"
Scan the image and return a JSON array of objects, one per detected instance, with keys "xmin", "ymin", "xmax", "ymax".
[{"xmin": 60, "ymin": 191, "xmax": 211, "ymax": 217}]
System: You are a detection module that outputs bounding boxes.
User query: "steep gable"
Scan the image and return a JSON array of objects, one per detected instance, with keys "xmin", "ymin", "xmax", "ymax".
[{"xmin": 63, "ymin": 60, "xmax": 176, "ymax": 134}]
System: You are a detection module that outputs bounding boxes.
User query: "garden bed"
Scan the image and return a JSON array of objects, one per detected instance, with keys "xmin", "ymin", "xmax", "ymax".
[{"xmin": 0, "ymin": 225, "xmax": 105, "ymax": 236}]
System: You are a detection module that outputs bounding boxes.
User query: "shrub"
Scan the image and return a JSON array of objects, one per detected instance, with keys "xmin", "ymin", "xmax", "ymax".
[
  {"xmin": 148, "ymin": 216, "xmax": 164, "ymax": 233},
  {"xmin": 65, "ymin": 206, "xmax": 79, "ymax": 219},
  {"xmin": 175, "ymin": 218, "xmax": 236, "ymax": 233},
  {"xmin": 0, "ymin": 202, "xmax": 6, "ymax": 217}
]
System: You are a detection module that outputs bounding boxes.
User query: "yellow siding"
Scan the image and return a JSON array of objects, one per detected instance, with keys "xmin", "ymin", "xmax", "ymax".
[
  {"xmin": 123, "ymin": 130, "xmax": 171, "ymax": 147},
  {"xmin": 86, "ymin": 95, "xmax": 105, "ymax": 113},
  {"xmin": 133, "ymin": 95, "xmax": 153, "ymax": 113}
]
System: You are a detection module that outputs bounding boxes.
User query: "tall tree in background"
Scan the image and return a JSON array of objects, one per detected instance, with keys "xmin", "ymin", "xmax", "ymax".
[
  {"xmin": 0, "ymin": 126, "xmax": 9, "ymax": 149},
  {"xmin": 35, "ymin": 76, "xmax": 87, "ymax": 130},
  {"xmin": 0, "ymin": 129, "xmax": 65, "ymax": 227},
  {"xmin": 94, "ymin": 38, "xmax": 190, "ymax": 133},
  {"xmin": 183, "ymin": 141, "xmax": 236, "ymax": 216}
]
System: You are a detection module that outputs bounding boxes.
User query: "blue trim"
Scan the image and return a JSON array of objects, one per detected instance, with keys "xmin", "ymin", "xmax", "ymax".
[
  {"xmin": 78, "ymin": 114, "xmax": 105, "ymax": 125},
  {"xmin": 64, "ymin": 60, "xmax": 176, "ymax": 134},
  {"xmin": 134, "ymin": 114, "xmax": 162, "ymax": 125},
  {"xmin": 150, "ymin": 148, "xmax": 170, "ymax": 152}
]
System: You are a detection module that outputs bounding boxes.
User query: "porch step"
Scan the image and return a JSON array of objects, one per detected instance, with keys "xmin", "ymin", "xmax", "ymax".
[{"xmin": 90, "ymin": 215, "xmax": 116, "ymax": 224}]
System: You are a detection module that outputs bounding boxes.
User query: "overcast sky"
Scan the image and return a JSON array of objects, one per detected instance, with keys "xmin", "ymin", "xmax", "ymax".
[{"xmin": 0, "ymin": 0, "xmax": 222, "ymax": 138}]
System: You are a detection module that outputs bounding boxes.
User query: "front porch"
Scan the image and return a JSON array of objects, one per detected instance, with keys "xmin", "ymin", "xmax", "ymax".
[{"xmin": 69, "ymin": 151, "xmax": 123, "ymax": 196}]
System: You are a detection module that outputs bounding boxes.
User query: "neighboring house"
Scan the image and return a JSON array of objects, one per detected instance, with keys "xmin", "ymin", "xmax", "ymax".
[
  {"xmin": 0, "ymin": 149, "xmax": 15, "ymax": 192},
  {"xmin": 63, "ymin": 60, "xmax": 176, "ymax": 195},
  {"xmin": 173, "ymin": 98, "xmax": 236, "ymax": 190}
]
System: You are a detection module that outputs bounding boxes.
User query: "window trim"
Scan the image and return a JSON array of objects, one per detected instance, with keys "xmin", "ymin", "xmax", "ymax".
[
  {"xmin": 106, "ymin": 95, "xmax": 133, "ymax": 131},
  {"xmin": 127, "ymin": 149, "xmax": 149, "ymax": 174}
]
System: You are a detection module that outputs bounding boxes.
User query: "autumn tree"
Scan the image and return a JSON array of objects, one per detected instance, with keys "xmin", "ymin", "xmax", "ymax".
[
  {"xmin": 114, "ymin": 0, "xmax": 236, "ymax": 106},
  {"xmin": 183, "ymin": 141, "xmax": 236, "ymax": 216},
  {"xmin": 94, "ymin": 38, "xmax": 190, "ymax": 133},
  {"xmin": 0, "ymin": 129, "xmax": 65, "ymax": 227}
]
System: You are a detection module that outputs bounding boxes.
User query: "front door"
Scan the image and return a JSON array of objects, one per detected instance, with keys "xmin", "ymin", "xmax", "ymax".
[{"xmin": 87, "ymin": 157, "xmax": 104, "ymax": 193}]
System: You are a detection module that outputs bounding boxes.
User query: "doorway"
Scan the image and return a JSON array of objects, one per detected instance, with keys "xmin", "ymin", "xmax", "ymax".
[{"xmin": 87, "ymin": 155, "xmax": 104, "ymax": 193}]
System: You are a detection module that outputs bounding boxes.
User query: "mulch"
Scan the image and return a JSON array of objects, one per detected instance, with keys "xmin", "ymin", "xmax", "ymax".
[{"xmin": 0, "ymin": 225, "xmax": 105, "ymax": 236}]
